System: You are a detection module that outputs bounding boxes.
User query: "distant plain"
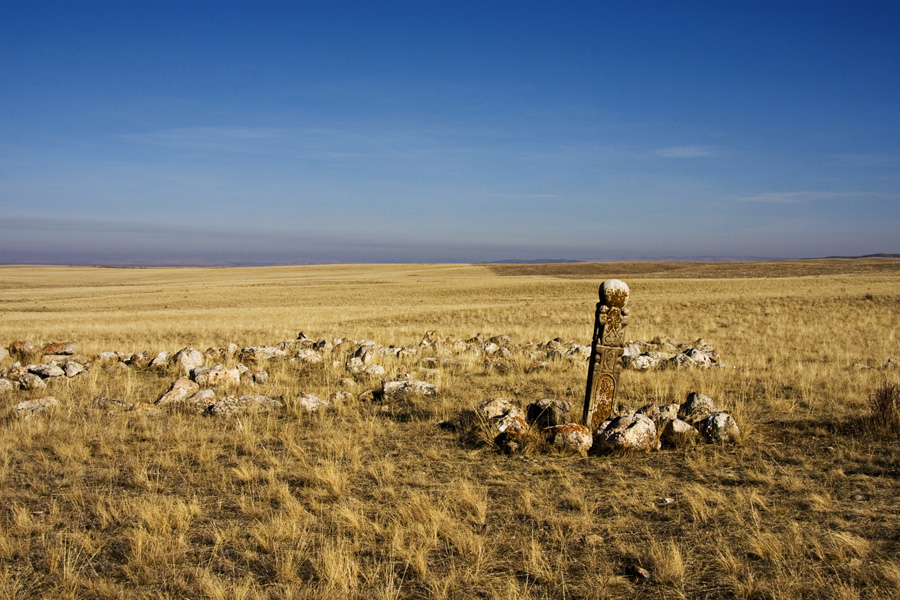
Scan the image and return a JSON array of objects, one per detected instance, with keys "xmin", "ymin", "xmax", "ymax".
[{"xmin": 1, "ymin": 259, "xmax": 899, "ymax": 599}]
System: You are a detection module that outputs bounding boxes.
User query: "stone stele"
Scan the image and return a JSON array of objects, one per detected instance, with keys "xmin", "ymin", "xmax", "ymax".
[{"xmin": 582, "ymin": 279, "xmax": 630, "ymax": 429}]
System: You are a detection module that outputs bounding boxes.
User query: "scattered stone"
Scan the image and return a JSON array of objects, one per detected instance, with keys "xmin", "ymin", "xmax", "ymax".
[
  {"xmin": 419, "ymin": 330, "xmax": 444, "ymax": 346},
  {"xmin": 296, "ymin": 393, "xmax": 330, "ymax": 413},
  {"xmin": 543, "ymin": 423, "xmax": 592, "ymax": 453},
  {"xmin": 593, "ymin": 414, "xmax": 659, "ymax": 452},
  {"xmin": 851, "ymin": 494, "xmax": 868, "ymax": 502},
  {"xmin": 127, "ymin": 351, "xmax": 152, "ymax": 368},
  {"xmin": 20, "ymin": 373, "xmax": 47, "ymax": 390},
  {"xmin": 420, "ymin": 357, "xmax": 462, "ymax": 369},
  {"xmin": 477, "ymin": 398, "xmax": 518, "ymax": 420},
  {"xmin": 0, "ymin": 379, "xmax": 14, "ymax": 393},
  {"xmin": 240, "ymin": 370, "xmax": 268, "ymax": 385},
  {"xmin": 13, "ymin": 396, "xmax": 58, "ymax": 418},
  {"xmin": 328, "ymin": 391, "xmax": 354, "ymax": 404},
  {"xmin": 149, "ymin": 351, "xmax": 170, "ymax": 368},
  {"xmin": 697, "ymin": 412, "xmax": 740, "ymax": 443},
  {"xmin": 495, "ymin": 428, "xmax": 529, "ymax": 454},
  {"xmin": 678, "ymin": 392, "xmax": 719, "ymax": 424},
  {"xmin": 209, "ymin": 395, "xmax": 283, "ymax": 417},
  {"xmin": 27, "ymin": 363, "xmax": 65, "ymax": 378},
  {"xmin": 885, "ymin": 358, "xmax": 898, "ymax": 370},
  {"xmin": 358, "ymin": 389, "xmax": 382, "ymax": 402},
  {"xmin": 103, "ymin": 362, "xmax": 131, "ymax": 374},
  {"xmin": 2, "ymin": 364, "xmax": 26, "ymax": 380},
  {"xmin": 42, "ymin": 341, "xmax": 77, "ymax": 355},
  {"xmin": 292, "ymin": 348, "xmax": 323, "ymax": 364},
  {"xmin": 239, "ymin": 346, "xmax": 284, "ymax": 363},
  {"xmin": 63, "ymin": 361, "xmax": 85, "ymax": 378},
  {"xmin": 526, "ymin": 398, "xmax": 573, "ymax": 428},
  {"xmin": 382, "ymin": 379, "xmax": 436, "ymax": 400},
  {"xmin": 660, "ymin": 418, "xmax": 699, "ymax": 448},
  {"xmin": 656, "ymin": 497, "xmax": 675, "ymax": 506},
  {"xmin": 185, "ymin": 389, "xmax": 217, "ymax": 411},
  {"xmin": 8, "ymin": 341, "xmax": 37, "ymax": 360},
  {"xmin": 97, "ymin": 352, "xmax": 119, "ymax": 363},
  {"xmin": 483, "ymin": 357, "xmax": 516, "ymax": 374},
  {"xmin": 347, "ymin": 363, "xmax": 386, "ymax": 377},
  {"xmin": 495, "ymin": 412, "xmax": 528, "ymax": 434},
  {"xmin": 156, "ymin": 377, "xmax": 200, "ymax": 405},
  {"xmin": 192, "ymin": 364, "xmax": 240, "ymax": 388},
  {"xmin": 173, "ymin": 347, "xmax": 204, "ymax": 376}
]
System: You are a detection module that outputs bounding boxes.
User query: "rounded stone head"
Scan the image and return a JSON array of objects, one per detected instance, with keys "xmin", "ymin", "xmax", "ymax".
[{"xmin": 599, "ymin": 279, "xmax": 629, "ymax": 307}]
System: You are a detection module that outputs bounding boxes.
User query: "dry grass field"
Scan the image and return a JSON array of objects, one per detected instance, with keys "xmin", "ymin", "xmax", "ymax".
[{"xmin": 1, "ymin": 259, "xmax": 899, "ymax": 599}]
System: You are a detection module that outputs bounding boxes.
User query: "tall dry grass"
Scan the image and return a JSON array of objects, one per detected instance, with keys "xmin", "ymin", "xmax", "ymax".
[{"xmin": 0, "ymin": 260, "xmax": 899, "ymax": 598}]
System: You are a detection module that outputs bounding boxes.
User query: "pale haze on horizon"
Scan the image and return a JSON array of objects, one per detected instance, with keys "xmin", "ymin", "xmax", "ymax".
[{"xmin": 2, "ymin": 0, "xmax": 899, "ymax": 265}]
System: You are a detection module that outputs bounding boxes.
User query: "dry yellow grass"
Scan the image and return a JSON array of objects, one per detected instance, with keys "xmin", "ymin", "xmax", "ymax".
[{"xmin": 1, "ymin": 260, "xmax": 899, "ymax": 599}]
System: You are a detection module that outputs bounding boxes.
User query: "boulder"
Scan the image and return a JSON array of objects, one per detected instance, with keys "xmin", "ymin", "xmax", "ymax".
[
  {"xmin": 240, "ymin": 370, "xmax": 268, "ymax": 384},
  {"xmin": 297, "ymin": 393, "xmax": 330, "ymax": 413},
  {"xmin": 476, "ymin": 398, "xmax": 518, "ymax": 420},
  {"xmin": 8, "ymin": 341, "xmax": 38, "ymax": 360},
  {"xmin": 63, "ymin": 361, "xmax": 85, "ymax": 378},
  {"xmin": 495, "ymin": 430, "xmax": 527, "ymax": 453},
  {"xmin": 328, "ymin": 391, "xmax": 354, "ymax": 404},
  {"xmin": 97, "ymin": 352, "xmax": 119, "ymax": 364},
  {"xmin": 27, "ymin": 363, "xmax": 65, "ymax": 378},
  {"xmin": 182, "ymin": 389, "xmax": 217, "ymax": 413},
  {"xmin": 149, "ymin": 351, "xmax": 170, "ymax": 368},
  {"xmin": 208, "ymin": 395, "xmax": 283, "ymax": 417},
  {"xmin": 593, "ymin": 414, "xmax": 659, "ymax": 452},
  {"xmin": 659, "ymin": 418, "xmax": 699, "ymax": 448},
  {"xmin": 192, "ymin": 364, "xmax": 240, "ymax": 388},
  {"xmin": 623, "ymin": 354, "xmax": 659, "ymax": 371},
  {"xmin": 678, "ymin": 392, "xmax": 719, "ymax": 424},
  {"xmin": 420, "ymin": 330, "xmax": 444, "ymax": 346},
  {"xmin": 20, "ymin": 373, "xmax": 47, "ymax": 390},
  {"xmin": 173, "ymin": 347, "xmax": 204, "ymax": 376},
  {"xmin": 526, "ymin": 398, "xmax": 573, "ymax": 428},
  {"xmin": 156, "ymin": 377, "xmax": 200, "ymax": 405},
  {"xmin": 3, "ymin": 365, "xmax": 27, "ymax": 380},
  {"xmin": 293, "ymin": 348, "xmax": 324, "ymax": 364},
  {"xmin": 13, "ymin": 396, "xmax": 58, "ymax": 418},
  {"xmin": 239, "ymin": 346, "xmax": 284, "ymax": 363},
  {"xmin": 543, "ymin": 423, "xmax": 593, "ymax": 453},
  {"xmin": 495, "ymin": 412, "xmax": 528, "ymax": 434},
  {"xmin": 382, "ymin": 380, "xmax": 436, "ymax": 400},
  {"xmin": 42, "ymin": 341, "xmax": 77, "ymax": 355},
  {"xmin": 698, "ymin": 412, "xmax": 740, "ymax": 443},
  {"xmin": 127, "ymin": 351, "xmax": 152, "ymax": 368}
]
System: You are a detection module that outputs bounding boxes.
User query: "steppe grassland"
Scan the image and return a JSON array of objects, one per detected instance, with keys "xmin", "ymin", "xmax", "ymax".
[{"xmin": 1, "ymin": 260, "xmax": 899, "ymax": 599}]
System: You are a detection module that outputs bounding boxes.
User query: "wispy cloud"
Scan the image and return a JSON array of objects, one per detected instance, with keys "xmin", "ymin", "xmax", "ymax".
[
  {"xmin": 653, "ymin": 145, "xmax": 719, "ymax": 158},
  {"xmin": 735, "ymin": 191, "xmax": 890, "ymax": 204},
  {"xmin": 118, "ymin": 126, "xmax": 286, "ymax": 152}
]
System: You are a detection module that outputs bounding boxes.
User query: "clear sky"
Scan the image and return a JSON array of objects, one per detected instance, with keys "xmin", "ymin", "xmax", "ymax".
[{"xmin": 2, "ymin": 0, "xmax": 899, "ymax": 265}]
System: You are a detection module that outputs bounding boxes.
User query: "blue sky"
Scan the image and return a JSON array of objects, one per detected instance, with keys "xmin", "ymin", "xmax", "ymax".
[{"xmin": 2, "ymin": 0, "xmax": 899, "ymax": 264}]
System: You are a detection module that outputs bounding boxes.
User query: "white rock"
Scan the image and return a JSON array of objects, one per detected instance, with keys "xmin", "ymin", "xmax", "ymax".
[
  {"xmin": 156, "ymin": 377, "xmax": 200, "ymax": 404},
  {"xmin": 297, "ymin": 393, "xmax": 330, "ymax": 413},
  {"xmin": 173, "ymin": 347, "xmax": 204, "ymax": 376}
]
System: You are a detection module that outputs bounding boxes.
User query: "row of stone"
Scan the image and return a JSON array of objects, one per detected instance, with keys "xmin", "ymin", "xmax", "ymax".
[{"xmin": 471, "ymin": 392, "xmax": 739, "ymax": 454}]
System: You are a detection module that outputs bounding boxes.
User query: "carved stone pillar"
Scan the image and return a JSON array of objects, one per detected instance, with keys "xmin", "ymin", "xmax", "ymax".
[{"xmin": 582, "ymin": 279, "xmax": 629, "ymax": 429}]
